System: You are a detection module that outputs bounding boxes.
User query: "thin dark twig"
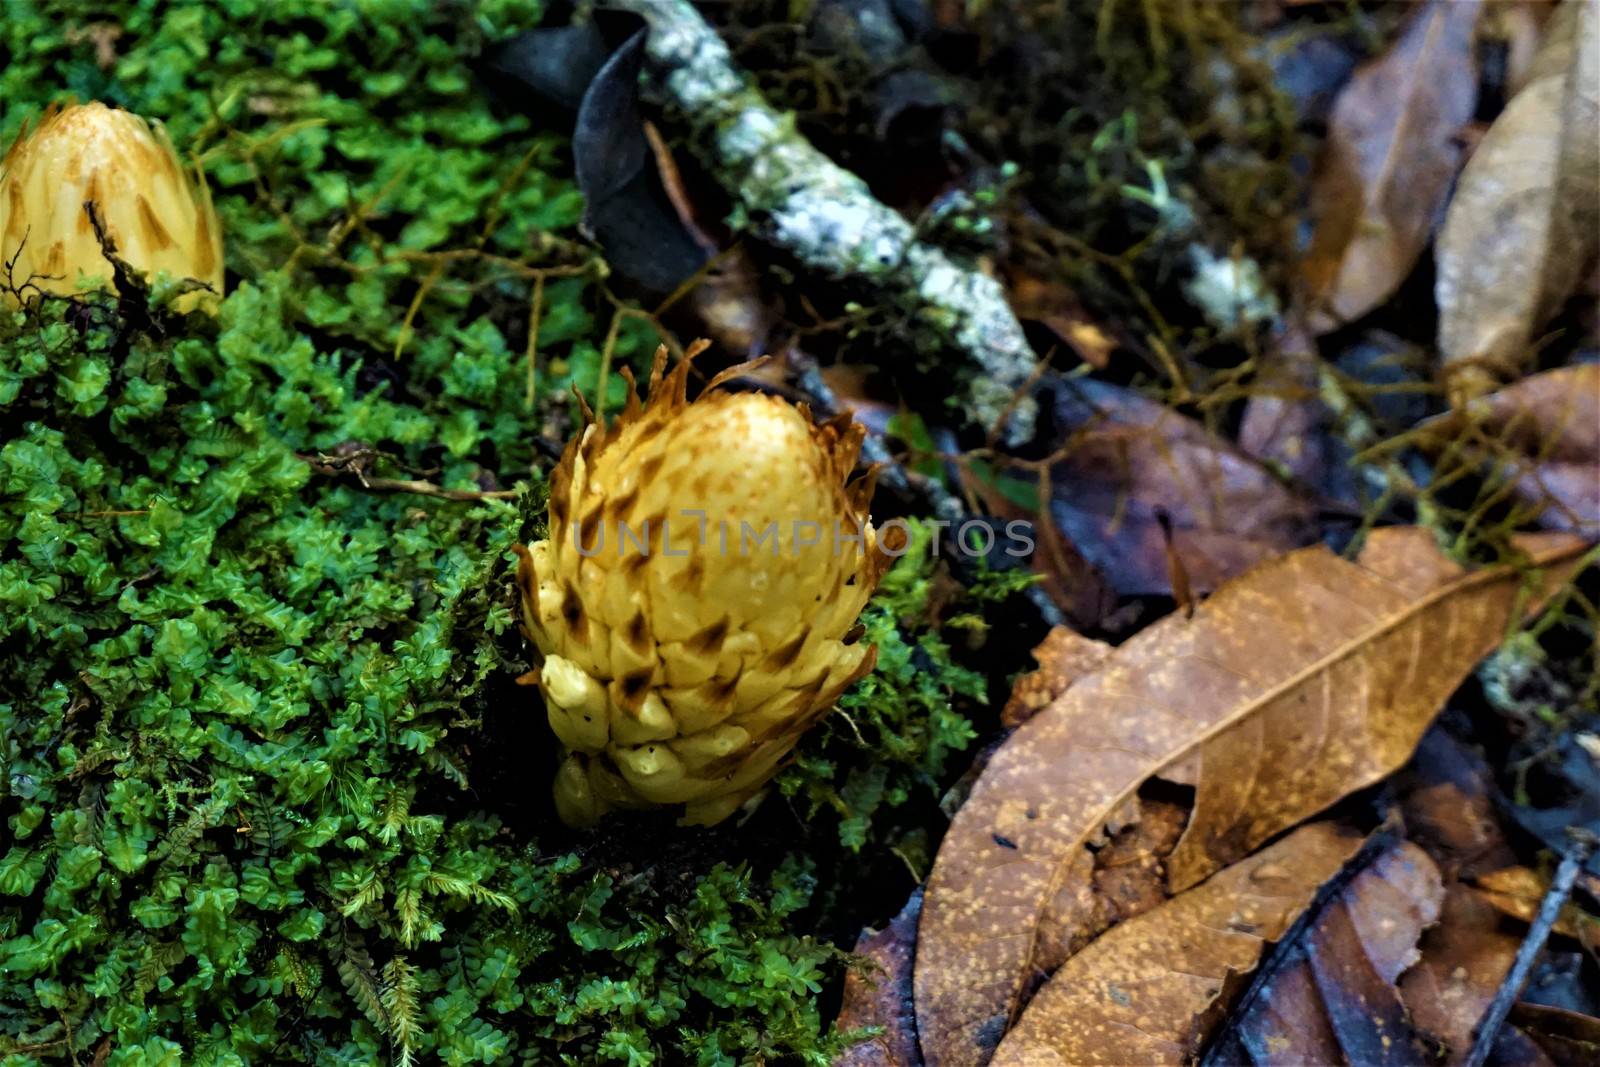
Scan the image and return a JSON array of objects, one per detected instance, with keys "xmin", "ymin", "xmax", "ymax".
[
  {"xmin": 1464, "ymin": 836, "xmax": 1593, "ymax": 1067},
  {"xmin": 297, "ymin": 453, "xmax": 519, "ymax": 503},
  {"xmin": 1199, "ymin": 824, "xmax": 1403, "ymax": 1067}
]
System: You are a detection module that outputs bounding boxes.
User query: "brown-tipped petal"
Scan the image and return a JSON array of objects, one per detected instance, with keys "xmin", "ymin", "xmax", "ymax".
[
  {"xmin": 532, "ymin": 340, "xmax": 886, "ymax": 827},
  {"xmin": 0, "ymin": 101, "xmax": 224, "ymax": 313}
]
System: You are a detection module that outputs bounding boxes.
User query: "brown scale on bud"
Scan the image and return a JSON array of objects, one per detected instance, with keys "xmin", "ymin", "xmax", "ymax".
[
  {"xmin": 514, "ymin": 341, "xmax": 891, "ymax": 826},
  {"xmin": 0, "ymin": 101, "xmax": 223, "ymax": 313}
]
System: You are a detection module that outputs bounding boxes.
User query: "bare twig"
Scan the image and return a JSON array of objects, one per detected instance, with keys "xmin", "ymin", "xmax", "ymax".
[
  {"xmin": 1464, "ymin": 836, "xmax": 1593, "ymax": 1067},
  {"xmin": 525, "ymin": 272, "xmax": 545, "ymax": 411},
  {"xmin": 298, "ymin": 452, "xmax": 519, "ymax": 503}
]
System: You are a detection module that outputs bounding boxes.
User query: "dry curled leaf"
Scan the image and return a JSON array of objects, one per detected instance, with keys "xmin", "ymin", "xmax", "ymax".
[
  {"xmin": 991, "ymin": 822, "xmax": 1365, "ymax": 1066},
  {"xmin": 837, "ymin": 890, "xmax": 923, "ymax": 1067},
  {"xmin": 1205, "ymin": 840, "xmax": 1445, "ymax": 1066},
  {"xmin": 914, "ymin": 528, "xmax": 1587, "ymax": 1067},
  {"xmin": 1435, "ymin": 0, "xmax": 1600, "ymax": 398},
  {"xmin": 1302, "ymin": 0, "xmax": 1482, "ymax": 334}
]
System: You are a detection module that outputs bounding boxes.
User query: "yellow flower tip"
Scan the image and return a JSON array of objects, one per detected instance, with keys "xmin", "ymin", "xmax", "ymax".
[
  {"xmin": 519, "ymin": 342, "xmax": 891, "ymax": 827},
  {"xmin": 0, "ymin": 100, "xmax": 224, "ymax": 314}
]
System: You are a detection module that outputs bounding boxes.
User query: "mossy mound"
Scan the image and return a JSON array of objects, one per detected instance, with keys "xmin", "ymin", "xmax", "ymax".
[{"xmin": 0, "ymin": 2, "xmax": 1014, "ymax": 1063}]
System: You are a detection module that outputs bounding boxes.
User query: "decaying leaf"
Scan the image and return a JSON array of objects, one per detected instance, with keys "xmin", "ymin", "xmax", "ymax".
[
  {"xmin": 1025, "ymin": 793, "xmax": 1194, "ymax": 990},
  {"xmin": 1435, "ymin": 0, "xmax": 1600, "ymax": 397},
  {"xmin": 1047, "ymin": 378, "xmax": 1318, "ymax": 598},
  {"xmin": 1000, "ymin": 626, "xmax": 1113, "ymax": 729},
  {"xmin": 1004, "ymin": 269, "xmax": 1117, "ymax": 369},
  {"xmin": 1163, "ymin": 529, "xmax": 1586, "ymax": 893},
  {"xmin": 991, "ymin": 822, "xmax": 1365, "ymax": 1066},
  {"xmin": 1302, "ymin": 0, "xmax": 1482, "ymax": 333},
  {"xmin": 1397, "ymin": 726, "xmax": 1520, "ymax": 879},
  {"xmin": 1512, "ymin": 1002, "xmax": 1600, "ymax": 1065},
  {"xmin": 837, "ymin": 890, "xmax": 924, "ymax": 1067},
  {"xmin": 1238, "ymin": 323, "xmax": 1335, "ymax": 490},
  {"xmin": 641, "ymin": 123, "xmax": 779, "ymax": 356},
  {"xmin": 957, "ymin": 459, "xmax": 1116, "ymax": 631},
  {"xmin": 914, "ymin": 528, "xmax": 1587, "ymax": 1067},
  {"xmin": 1422, "ymin": 364, "xmax": 1600, "ymax": 538},
  {"xmin": 1473, "ymin": 866, "xmax": 1599, "ymax": 941},
  {"xmin": 1398, "ymin": 884, "xmax": 1524, "ymax": 1061},
  {"xmin": 1205, "ymin": 840, "xmax": 1445, "ymax": 1066}
]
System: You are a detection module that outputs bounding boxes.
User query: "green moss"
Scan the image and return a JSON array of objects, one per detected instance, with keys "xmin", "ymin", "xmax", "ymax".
[
  {"xmin": 779, "ymin": 523, "xmax": 988, "ymax": 857},
  {"xmin": 0, "ymin": 272, "xmax": 848, "ymax": 1064},
  {"xmin": 0, "ymin": 3, "xmax": 1015, "ymax": 1063}
]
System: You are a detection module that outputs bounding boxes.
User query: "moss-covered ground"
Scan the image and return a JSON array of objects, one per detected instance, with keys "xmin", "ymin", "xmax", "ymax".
[{"xmin": 0, "ymin": 2, "xmax": 1029, "ymax": 1063}]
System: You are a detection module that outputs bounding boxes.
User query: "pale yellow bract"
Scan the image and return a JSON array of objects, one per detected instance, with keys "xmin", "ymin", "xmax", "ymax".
[
  {"xmin": 0, "ymin": 101, "xmax": 223, "ymax": 313},
  {"xmin": 514, "ymin": 343, "xmax": 890, "ymax": 827}
]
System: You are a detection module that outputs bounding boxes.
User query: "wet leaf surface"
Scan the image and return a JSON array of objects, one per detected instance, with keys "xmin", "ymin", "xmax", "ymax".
[
  {"xmin": 838, "ymin": 889, "xmax": 924, "ymax": 1067},
  {"xmin": 914, "ymin": 529, "xmax": 1586, "ymax": 1066},
  {"xmin": 1302, "ymin": 0, "xmax": 1482, "ymax": 334},
  {"xmin": 992, "ymin": 822, "xmax": 1366, "ymax": 1066},
  {"xmin": 1435, "ymin": 0, "xmax": 1600, "ymax": 396},
  {"xmin": 1204, "ymin": 840, "xmax": 1445, "ymax": 1066},
  {"xmin": 1045, "ymin": 377, "xmax": 1319, "ymax": 598}
]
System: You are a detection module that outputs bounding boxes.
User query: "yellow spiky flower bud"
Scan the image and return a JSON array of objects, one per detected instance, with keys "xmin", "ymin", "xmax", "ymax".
[
  {"xmin": 513, "ymin": 342, "xmax": 891, "ymax": 827},
  {"xmin": 0, "ymin": 101, "xmax": 223, "ymax": 313}
]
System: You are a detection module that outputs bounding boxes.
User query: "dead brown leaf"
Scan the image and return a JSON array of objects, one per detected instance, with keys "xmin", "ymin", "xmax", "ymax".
[
  {"xmin": 1167, "ymin": 530, "xmax": 1587, "ymax": 891},
  {"xmin": 837, "ymin": 890, "xmax": 924, "ymax": 1067},
  {"xmin": 1004, "ymin": 271, "xmax": 1116, "ymax": 369},
  {"xmin": 1026, "ymin": 793, "xmax": 1193, "ymax": 991},
  {"xmin": 1512, "ymin": 1002, "xmax": 1600, "ymax": 1066},
  {"xmin": 1205, "ymin": 840, "xmax": 1445, "ymax": 1066},
  {"xmin": 913, "ymin": 528, "xmax": 1587, "ymax": 1067},
  {"xmin": 1238, "ymin": 323, "xmax": 1333, "ymax": 490},
  {"xmin": 1425, "ymin": 364, "xmax": 1600, "ymax": 538},
  {"xmin": 1397, "ymin": 727, "xmax": 1521, "ymax": 879},
  {"xmin": 1047, "ymin": 378, "xmax": 1318, "ymax": 598},
  {"xmin": 1399, "ymin": 884, "xmax": 1524, "ymax": 1061},
  {"xmin": 1435, "ymin": 0, "xmax": 1600, "ymax": 398},
  {"xmin": 642, "ymin": 121, "xmax": 778, "ymax": 356},
  {"xmin": 991, "ymin": 822, "xmax": 1366, "ymax": 1066},
  {"xmin": 1000, "ymin": 627, "xmax": 1114, "ymax": 729},
  {"xmin": 1302, "ymin": 0, "xmax": 1482, "ymax": 334},
  {"xmin": 1474, "ymin": 866, "xmax": 1599, "ymax": 941}
]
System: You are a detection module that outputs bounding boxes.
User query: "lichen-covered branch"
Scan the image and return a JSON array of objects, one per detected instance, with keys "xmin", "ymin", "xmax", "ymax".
[{"xmin": 611, "ymin": 0, "xmax": 1038, "ymax": 440}]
